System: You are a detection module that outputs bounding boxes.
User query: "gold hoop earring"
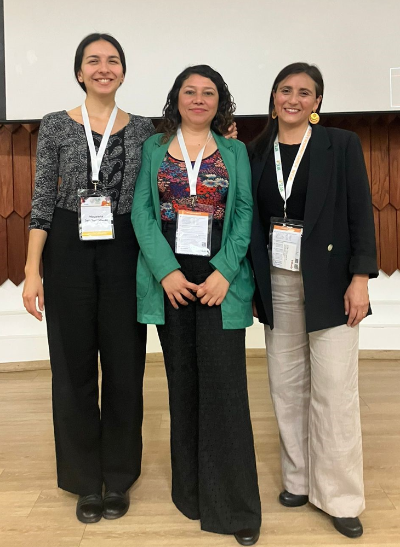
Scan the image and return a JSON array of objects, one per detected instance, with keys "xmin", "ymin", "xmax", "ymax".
[
  {"xmin": 309, "ymin": 111, "xmax": 320, "ymax": 125},
  {"xmin": 272, "ymin": 109, "xmax": 277, "ymax": 120}
]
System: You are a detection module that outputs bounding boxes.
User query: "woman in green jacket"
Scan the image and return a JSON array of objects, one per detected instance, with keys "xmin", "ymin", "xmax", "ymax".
[{"xmin": 132, "ymin": 65, "xmax": 261, "ymax": 545}]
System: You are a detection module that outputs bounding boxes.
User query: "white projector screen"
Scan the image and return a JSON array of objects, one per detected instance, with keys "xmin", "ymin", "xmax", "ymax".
[{"xmin": 3, "ymin": 0, "xmax": 400, "ymax": 120}]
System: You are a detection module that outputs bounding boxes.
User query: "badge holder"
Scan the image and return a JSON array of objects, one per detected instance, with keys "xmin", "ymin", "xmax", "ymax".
[
  {"xmin": 175, "ymin": 204, "xmax": 213, "ymax": 256},
  {"xmin": 78, "ymin": 189, "xmax": 115, "ymax": 241},
  {"xmin": 269, "ymin": 216, "xmax": 303, "ymax": 271}
]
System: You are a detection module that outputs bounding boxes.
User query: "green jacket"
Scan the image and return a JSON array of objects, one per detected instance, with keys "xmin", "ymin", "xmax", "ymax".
[{"xmin": 131, "ymin": 131, "xmax": 254, "ymax": 329}]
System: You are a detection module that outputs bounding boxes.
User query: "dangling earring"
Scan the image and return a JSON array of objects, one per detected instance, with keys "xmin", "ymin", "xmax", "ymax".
[
  {"xmin": 272, "ymin": 108, "xmax": 277, "ymax": 120},
  {"xmin": 309, "ymin": 111, "xmax": 320, "ymax": 124}
]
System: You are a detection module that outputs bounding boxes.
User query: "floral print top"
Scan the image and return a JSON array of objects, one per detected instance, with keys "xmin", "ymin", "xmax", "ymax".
[{"xmin": 158, "ymin": 149, "xmax": 229, "ymax": 222}]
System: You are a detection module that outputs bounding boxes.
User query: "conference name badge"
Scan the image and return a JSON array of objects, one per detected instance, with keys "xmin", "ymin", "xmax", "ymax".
[
  {"xmin": 269, "ymin": 217, "xmax": 303, "ymax": 272},
  {"xmin": 78, "ymin": 190, "xmax": 115, "ymax": 241},
  {"xmin": 175, "ymin": 207, "xmax": 213, "ymax": 257}
]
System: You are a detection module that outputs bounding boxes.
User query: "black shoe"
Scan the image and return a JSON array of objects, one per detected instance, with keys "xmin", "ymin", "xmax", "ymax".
[
  {"xmin": 234, "ymin": 528, "xmax": 260, "ymax": 546},
  {"xmin": 333, "ymin": 516, "xmax": 363, "ymax": 538},
  {"xmin": 76, "ymin": 494, "xmax": 103, "ymax": 524},
  {"xmin": 103, "ymin": 491, "xmax": 130, "ymax": 520},
  {"xmin": 279, "ymin": 490, "xmax": 309, "ymax": 507}
]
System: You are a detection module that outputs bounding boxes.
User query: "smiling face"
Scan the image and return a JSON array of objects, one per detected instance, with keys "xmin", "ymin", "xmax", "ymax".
[
  {"xmin": 77, "ymin": 39, "xmax": 124, "ymax": 97},
  {"xmin": 178, "ymin": 74, "xmax": 219, "ymax": 129},
  {"xmin": 273, "ymin": 72, "xmax": 321, "ymax": 128}
]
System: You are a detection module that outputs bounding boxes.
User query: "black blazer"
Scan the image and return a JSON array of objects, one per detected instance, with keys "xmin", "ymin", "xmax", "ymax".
[{"xmin": 249, "ymin": 125, "xmax": 379, "ymax": 333}]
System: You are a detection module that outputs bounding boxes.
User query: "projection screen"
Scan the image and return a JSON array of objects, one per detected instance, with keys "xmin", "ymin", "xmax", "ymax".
[{"xmin": 2, "ymin": 0, "xmax": 400, "ymax": 120}]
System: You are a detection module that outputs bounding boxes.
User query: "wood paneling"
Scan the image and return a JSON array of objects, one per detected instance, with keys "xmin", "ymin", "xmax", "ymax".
[
  {"xmin": 357, "ymin": 121, "xmax": 372, "ymax": 190},
  {"xmin": 30, "ymin": 129, "xmax": 39, "ymax": 192},
  {"xmin": 0, "ymin": 216, "xmax": 7, "ymax": 285},
  {"xmin": 6, "ymin": 212, "xmax": 26, "ymax": 286},
  {"xmin": 379, "ymin": 205, "xmax": 398, "ymax": 277},
  {"xmin": 0, "ymin": 126, "xmax": 13, "ymax": 218},
  {"xmin": 371, "ymin": 119, "xmax": 390, "ymax": 210},
  {"xmin": 373, "ymin": 206, "xmax": 381, "ymax": 271},
  {"xmin": 0, "ymin": 115, "xmax": 399, "ymax": 285},
  {"xmin": 13, "ymin": 126, "xmax": 32, "ymax": 218},
  {"xmin": 389, "ymin": 118, "xmax": 400, "ymax": 209}
]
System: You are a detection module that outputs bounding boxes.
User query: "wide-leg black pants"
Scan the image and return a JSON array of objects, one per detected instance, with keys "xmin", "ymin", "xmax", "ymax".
[
  {"xmin": 43, "ymin": 209, "xmax": 146, "ymax": 496},
  {"xmin": 157, "ymin": 223, "xmax": 261, "ymax": 534}
]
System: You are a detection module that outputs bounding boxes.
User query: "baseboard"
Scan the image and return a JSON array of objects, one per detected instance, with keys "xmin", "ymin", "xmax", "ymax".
[
  {"xmin": 359, "ymin": 349, "xmax": 400, "ymax": 360},
  {"xmin": 1, "ymin": 349, "xmax": 399, "ymax": 372}
]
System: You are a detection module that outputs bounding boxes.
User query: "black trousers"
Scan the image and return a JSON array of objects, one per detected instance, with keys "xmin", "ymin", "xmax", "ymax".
[
  {"xmin": 157, "ymin": 223, "xmax": 261, "ymax": 534},
  {"xmin": 43, "ymin": 209, "xmax": 146, "ymax": 496}
]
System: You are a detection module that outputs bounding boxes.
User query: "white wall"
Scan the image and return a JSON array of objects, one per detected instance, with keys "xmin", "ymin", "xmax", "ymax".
[{"xmin": 1, "ymin": 272, "xmax": 399, "ymax": 363}]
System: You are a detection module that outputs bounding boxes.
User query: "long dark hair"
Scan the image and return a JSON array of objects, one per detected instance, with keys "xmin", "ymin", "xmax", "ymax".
[
  {"xmin": 251, "ymin": 62, "xmax": 324, "ymax": 157},
  {"xmin": 74, "ymin": 33, "xmax": 127, "ymax": 92},
  {"xmin": 157, "ymin": 65, "xmax": 236, "ymax": 142}
]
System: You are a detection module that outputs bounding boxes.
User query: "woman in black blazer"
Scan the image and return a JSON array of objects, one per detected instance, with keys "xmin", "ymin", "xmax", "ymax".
[{"xmin": 248, "ymin": 63, "xmax": 378, "ymax": 539}]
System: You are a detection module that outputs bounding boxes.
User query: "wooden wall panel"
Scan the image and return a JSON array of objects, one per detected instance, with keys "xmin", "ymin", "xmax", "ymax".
[
  {"xmin": 13, "ymin": 126, "xmax": 32, "ymax": 218},
  {"xmin": 389, "ymin": 118, "xmax": 400, "ymax": 209},
  {"xmin": 379, "ymin": 205, "xmax": 398, "ymax": 276},
  {"xmin": 0, "ymin": 216, "xmax": 7, "ymax": 285},
  {"xmin": 24, "ymin": 215, "xmax": 30, "ymax": 262},
  {"xmin": 371, "ymin": 119, "xmax": 390, "ymax": 211},
  {"xmin": 0, "ymin": 115, "xmax": 399, "ymax": 285},
  {"xmin": 373, "ymin": 206, "xmax": 381, "ymax": 271},
  {"xmin": 355, "ymin": 122, "xmax": 372, "ymax": 191},
  {"xmin": 6, "ymin": 212, "xmax": 26, "ymax": 286},
  {"xmin": 0, "ymin": 126, "xmax": 13, "ymax": 218},
  {"xmin": 30, "ymin": 129, "xmax": 39, "ymax": 192}
]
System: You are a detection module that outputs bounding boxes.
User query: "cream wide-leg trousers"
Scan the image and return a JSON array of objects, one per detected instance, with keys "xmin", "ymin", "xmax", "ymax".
[{"xmin": 264, "ymin": 266, "xmax": 365, "ymax": 518}]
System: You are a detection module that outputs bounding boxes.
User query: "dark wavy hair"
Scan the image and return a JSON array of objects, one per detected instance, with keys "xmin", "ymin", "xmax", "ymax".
[
  {"xmin": 251, "ymin": 62, "xmax": 324, "ymax": 158},
  {"xmin": 74, "ymin": 33, "xmax": 127, "ymax": 93},
  {"xmin": 158, "ymin": 65, "xmax": 236, "ymax": 142}
]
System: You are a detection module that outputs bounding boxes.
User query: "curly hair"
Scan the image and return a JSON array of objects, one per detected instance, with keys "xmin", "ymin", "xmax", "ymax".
[{"xmin": 158, "ymin": 65, "xmax": 236, "ymax": 143}]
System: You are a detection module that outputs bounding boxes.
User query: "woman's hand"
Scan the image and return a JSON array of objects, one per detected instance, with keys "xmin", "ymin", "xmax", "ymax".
[
  {"xmin": 196, "ymin": 270, "xmax": 230, "ymax": 306},
  {"xmin": 23, "ymin": 272, "xmax": 45, "ymax": 321},
  {"xmin": 161, "ymin": 270, "xmax": 199, "ymax": 310},
  {"xmin": 344, "ymin": 274, "xmax": 369, "ymax": 327},
  {"xmin": 223, "ymin": 122, "xmax": 238, "ymax": 140},
  {"xmin": 252, "ymin": 300, "xmax": 259, "ymax": 318}
]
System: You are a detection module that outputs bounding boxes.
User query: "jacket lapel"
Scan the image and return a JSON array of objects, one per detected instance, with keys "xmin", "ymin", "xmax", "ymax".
[
  {"xmin": 213, "ymin": 133, "xmax": 235, "ymax": 243},
  {"xmin": 303, "ymin": 125, "xmax": 333, "ymax": 241},
  {"xmin": 150, "ymin": 135, "xmax": 172, "ymax": 227}
]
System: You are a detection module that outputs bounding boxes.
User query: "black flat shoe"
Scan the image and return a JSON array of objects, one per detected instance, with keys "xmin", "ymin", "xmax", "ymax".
[
  {"xmin": 76, "ymin": 494, "xmax": 103, "ymax": 523},
  {"xmin": 279, "ymin": 490, "xmax": 309, "ymax": 507},
  {"xmin": 333, "ymin": 516, "xmax": 363, "ymax": 538},
  {"xmin": 103, "ymin": 491, "xmax": 130, "ymax": 520},
  {"xmin": 234, "ymin": 528, "xmax": 260, "ymax": 546}
]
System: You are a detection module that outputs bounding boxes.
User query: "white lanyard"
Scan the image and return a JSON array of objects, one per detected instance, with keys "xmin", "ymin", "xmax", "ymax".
[
  {"xmin": 274, "ymin": 125, "xmax": 312, "ymax": 219},
  {"xmin": 81, "ymin": 102, "xmax": 118, "ymax": 186},
  {"xmin": 177, "ymin": 126, "xmax": 211, "ymax": 196}
]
